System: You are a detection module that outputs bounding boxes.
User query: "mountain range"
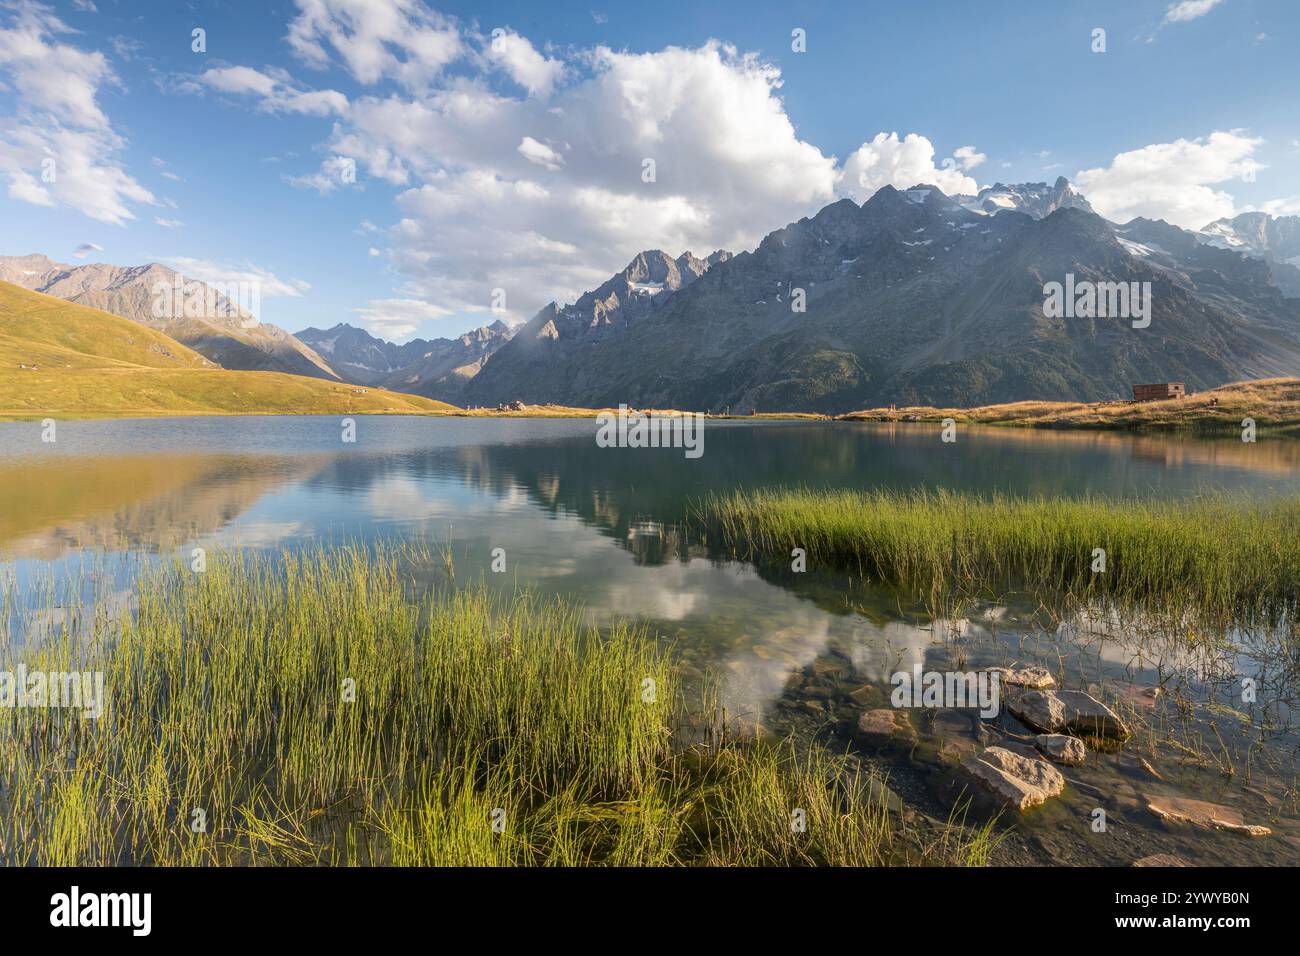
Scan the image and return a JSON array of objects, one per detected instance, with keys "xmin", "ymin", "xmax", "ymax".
[
  {"xmin": 295, "ymin": 319, "xmax": 515, "ymax": 404},
  {"xmin": 7, "ymin": 175, "xmax": 1300, "ymax": 412},
  {"xmin": 0, "ymin": 253, "xmax": 521, "ymax": 400},
  {"xmin": 462, "ymin": 179, "xmax": 1300, "ymax": 411}
]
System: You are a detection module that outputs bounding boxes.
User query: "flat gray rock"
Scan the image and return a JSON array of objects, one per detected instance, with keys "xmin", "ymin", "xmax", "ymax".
[
  {"xmin": 958, "ymin": 746, "xmax": 1065, "ymax": 811},
  {"xmin": 1145, "ymin": 795, "xmax": 1271, "ymax": 837}
]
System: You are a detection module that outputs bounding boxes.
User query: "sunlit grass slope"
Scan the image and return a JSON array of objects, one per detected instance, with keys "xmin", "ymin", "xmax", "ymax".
[{"xmin": 0, "ymin": 281, "xmax": 455, "ymax": 419}]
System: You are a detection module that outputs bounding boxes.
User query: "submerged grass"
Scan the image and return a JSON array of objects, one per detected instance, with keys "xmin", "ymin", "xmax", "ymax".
[
  {"xmin": 694, "ymin": 488, "xmax": 1300, "ymax": 635},
  {"xmin": 0, "ymin": 545, "xmax": 979, "ymax": 866}
]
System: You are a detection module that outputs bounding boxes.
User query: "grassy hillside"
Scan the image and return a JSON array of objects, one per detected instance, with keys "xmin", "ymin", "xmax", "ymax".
[
  {"xmin": 0, "ymin": 281, "xmax": 455, "ymax": 420},
  {"xmin": 840, "ymin": 378, "xmax": 1300, "ymax": 434},
  {"xmin": 0, "ymin": 278, "xmax": 211, "ymax": 370}
]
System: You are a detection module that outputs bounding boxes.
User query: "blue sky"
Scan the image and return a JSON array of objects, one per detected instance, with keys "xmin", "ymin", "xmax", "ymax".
[{"xmin": 1, "ymin": 0, "xmax": 1297, "ymax": 340}]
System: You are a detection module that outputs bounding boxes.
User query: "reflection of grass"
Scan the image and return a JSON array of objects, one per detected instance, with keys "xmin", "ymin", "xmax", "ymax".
[
  {"xmin": 0, "ymin": 545, "xmax": 987, "ymax": 866},
  {"xmin": 695, "ymin": 488, "xmax": 1300, "ymax": 633}
]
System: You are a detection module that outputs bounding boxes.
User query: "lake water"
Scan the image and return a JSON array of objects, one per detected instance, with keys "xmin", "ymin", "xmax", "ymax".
[{"xmin": 2, "ymin": 415, "xmax": 1298, "ymax": 865}]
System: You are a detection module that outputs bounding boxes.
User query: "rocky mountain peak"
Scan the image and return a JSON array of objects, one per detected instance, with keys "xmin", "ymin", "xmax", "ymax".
[{"xmin": 952, "ymin": 178, "xmax": 1094, "ymax": 219}]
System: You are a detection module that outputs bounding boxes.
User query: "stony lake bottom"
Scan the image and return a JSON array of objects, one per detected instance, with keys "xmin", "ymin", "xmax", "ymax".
[{"xmin": 1, "ymin": 415, "xmax": 1297, "ymax": 866}]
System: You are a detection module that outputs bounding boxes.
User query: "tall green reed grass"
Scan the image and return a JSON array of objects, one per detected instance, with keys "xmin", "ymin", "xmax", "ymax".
[
  {"xmin": 695, "ymin": 488, "xmax": 1300, "ymax": 636},
  {"xmin": 0, "ymin": 544, "xmax": 981, "ymax": 866}
]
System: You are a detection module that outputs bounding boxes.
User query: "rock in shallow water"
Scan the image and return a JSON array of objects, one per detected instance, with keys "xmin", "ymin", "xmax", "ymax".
[
  {"xmin": 985, "ymin": 665, "xmax": 1056, "ymax": 689},
  {"xmin": 928, "ymin": 710, "xmax": 981, "ymax": 764},
  {"xmin": 1034, "ymin": 733, "xmax": 1087, "ymax": 765},
  {"xmin": 1145, "ymin": 795, "xmax": 1272, "ymax": 837},
  {"xmin": 1009, "ymin": 689, "xmax": 1131, "ymax": 740},
  {"xmin": 958, "ymin": 746, "xmax": 1065, "ymax": 811},
  {"xmin": 855, "ymin": 708, "xmax": 917, "ymax": 747}
]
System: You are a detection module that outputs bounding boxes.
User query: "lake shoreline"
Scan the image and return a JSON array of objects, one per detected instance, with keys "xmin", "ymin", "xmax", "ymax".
[
  {"xmin": 838, "ymin": 377, "xmax": 1300, "ymax": 436},
  {"xmin": 6, "ymin": 375, "xmax": 1299, "ymax": 433}
]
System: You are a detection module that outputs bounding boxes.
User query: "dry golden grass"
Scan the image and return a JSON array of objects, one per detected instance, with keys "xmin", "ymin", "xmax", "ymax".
[
  {"xmin": 0, "ymin": 366, "xmax": 457, "ymax": 420},
  {"xmin": 0, "ymin": 281, "xmax": 457, "ymax": 420},
  {"xmin": 839, "ymin": 378, "xmax": 1300, "ymax": 434}
]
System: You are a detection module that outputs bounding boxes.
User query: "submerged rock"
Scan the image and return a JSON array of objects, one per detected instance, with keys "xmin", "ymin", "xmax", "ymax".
[
  {"xmin": 1115, "ymin": 685, "xmax": 1161, "ymax": 710},
  {"xmin": 855, "ymin": 708, "xmax": 917, "ymax": 747},
  {"xmin": 928, "ymin": 710, "xmax": 982, "ymax": 764},
  {"xmin": 1145, "ymin": 795, "xmax": 1272, "ymax": 837},
  {"xmin": 1009, "ymin": 689, "xmax": 1130, "ymax": 740},
  {"xmin": 848, "ymin": 684, "xmax": 879, "ymax": 707},
  {"xmin": 958, "ymin": 746, "xmax": 1065, "ymax": 811},
  {"xmin": 986, "ymin": 664, "xmax": 1056, "ymax": 689},
  {"xmin": 1034, "ymin": 733, "xmax": 1087, "ymax": 765}
]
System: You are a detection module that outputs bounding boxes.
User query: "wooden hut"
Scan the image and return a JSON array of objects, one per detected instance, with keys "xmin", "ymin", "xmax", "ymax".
[{"xmin": 1132, "ymin": 382, "xmax": 1186, "ymax": 402}]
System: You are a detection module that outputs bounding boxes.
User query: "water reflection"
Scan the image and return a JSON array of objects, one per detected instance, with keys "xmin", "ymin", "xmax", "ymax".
[{"xmin": 2, "ymin": 416, "xmax": 1298, "ymax": 864}]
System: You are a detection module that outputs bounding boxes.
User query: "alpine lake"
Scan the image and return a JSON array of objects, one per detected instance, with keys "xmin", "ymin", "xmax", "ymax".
[{"xmin": 2, "ymin": 414, "xmax": 1297, "ymax": 866}]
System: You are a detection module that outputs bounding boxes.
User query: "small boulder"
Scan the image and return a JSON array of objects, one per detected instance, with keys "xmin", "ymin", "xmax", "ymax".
[
  {"xmin": 1009, "ymin": 689, "xmax": 1130, "ymax": 740},
  {"xmin": 1034, "ymin": 733, "xmax": 1087, "ymax": 766},
  {"xmin": 855, "ymin": 708, "xmax": 917, "ymax": 747},
  {"xmin": 1132, "ymin": 853, "xmax": 1190, "ymax": 867},
  {"xmin": 958, "ymin": 746, "xmax": 1065, "ymax": 812}
]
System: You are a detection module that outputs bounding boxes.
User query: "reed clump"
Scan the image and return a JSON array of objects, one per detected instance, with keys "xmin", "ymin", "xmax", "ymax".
[
  {"xmin": 0, "ymin": 545, "xmax": 981, "ymax": 866},
  {"xmin": 695, "ymin": 488, "xmax": 1300, "ymax": 634}
]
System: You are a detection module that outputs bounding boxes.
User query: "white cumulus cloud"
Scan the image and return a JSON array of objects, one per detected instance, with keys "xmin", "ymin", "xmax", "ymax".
[
  {"xmin": 485, "ymin": 29, "xmax": 564, "ymax": 97},
  {"xmin": 287, "ymin": 0, "xmax": 462, "ymax": 92},
  {"xmin": 1074, "ymin": 130, "xmax": 1263, "ymax": 228},
  {"xmin": 321, "ymin": 39, "xmax": 843, "ymax": 322},
  {"xmin": 284, "ymin": 155, "xmax": 360, "ymax": 194},
  {"xmin": 1164, "ymin": 0, "xmax": 1226, "ymax": 24},
  {"xmin": 160, "ymin": 257, "xmax": 311, "ymax": 298},
  {"xmin": 198, "ymin": 65, "xmax": 348, "ymax": 115},
  {"xmin": 953, "ymin": 145, "xmax": 986, "ymax": 171},
  {"xmin": 0, "ymin": 1, "xmax": 153, "ymax": 224},
  {"xmin": 352, "ymin": 296, "xmax": 452, "ymax": 338},
  {"xmin": 516, "ymin": 136, "xmax": 563, "ymax": 170},
  {"xmin": 838, "ymin": 132, "xmax": 979, "ymax": 200}
]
